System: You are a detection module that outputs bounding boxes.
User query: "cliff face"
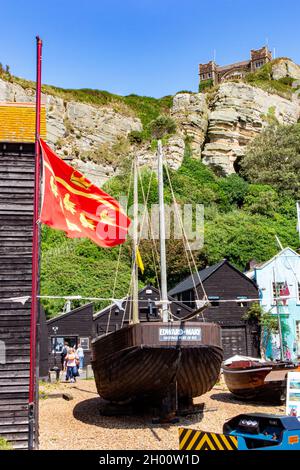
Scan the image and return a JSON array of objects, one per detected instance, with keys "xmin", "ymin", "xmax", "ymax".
[
  {"xmin": 0, "ymin": 77, "xmax": 142, "ymax": 185},
  {"xmin": 201, "ymin": 82, "xmax": 300, "ymax": 173},
  {"xmin": 1, "ymin": 57, "xmax": 300, "ymax": 180}
]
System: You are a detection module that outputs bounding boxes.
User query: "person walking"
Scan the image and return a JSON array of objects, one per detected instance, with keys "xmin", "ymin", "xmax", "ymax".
[
  {"xmin": 61, "ymin": 342, "xmax": 68, "ymax": 371},
  {"xmin": 65, "ymin": 348, "xmax": 79, "ymax": 383},
  {"xmin": 76, "ymin": 344, "xmax": 84, "ymax": 370}
]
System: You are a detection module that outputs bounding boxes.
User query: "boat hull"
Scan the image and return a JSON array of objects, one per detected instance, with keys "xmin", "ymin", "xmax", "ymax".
[
  {"xmin": 91, "ymin": 322, "xmax": 223, "ymax": 403},
  {"xmin": 223, "ymin": 361, "xmax": 297, "ymax": 403}
]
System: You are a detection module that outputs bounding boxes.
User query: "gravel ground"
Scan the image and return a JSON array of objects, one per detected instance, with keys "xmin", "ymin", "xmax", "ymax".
[{"xmin": 39, "ymin": 378, "xmax": 285, "ymax": 450}]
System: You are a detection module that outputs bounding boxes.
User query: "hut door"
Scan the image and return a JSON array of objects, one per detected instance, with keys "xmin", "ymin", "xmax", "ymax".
[{"xmin": 221, "ymin": 327, "xmax": 247, "ymax": 359}]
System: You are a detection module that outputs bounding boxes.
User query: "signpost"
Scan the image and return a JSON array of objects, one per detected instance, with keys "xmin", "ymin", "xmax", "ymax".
[
  {"xmin": 159, "ymin": 327, "xmax": 202, "ymax": 342},
  {"xmin": 286, "ymin": 371, "xmax": 300, "ymax": 417}
]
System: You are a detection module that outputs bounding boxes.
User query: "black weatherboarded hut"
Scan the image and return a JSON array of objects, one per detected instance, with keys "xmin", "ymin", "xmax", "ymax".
[
  {"xmin": 47, "ymin": 304, "xmax": 94, "ymax": 370},
  {"xmin": 169, "ymin": 259, "xmax": 259, "ymax": 359},
  {"xmin": 93, "ymin": 285, "xmax": 194, "ymax": 336},
  {"xmin": 0, "ymin": 142, "xmax": 35, "ymax": 449}
]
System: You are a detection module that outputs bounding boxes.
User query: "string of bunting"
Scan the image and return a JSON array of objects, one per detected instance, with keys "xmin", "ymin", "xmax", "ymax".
[{"xmin": 0, "ymin": 294, "xmax": 297, "ymax": 305}]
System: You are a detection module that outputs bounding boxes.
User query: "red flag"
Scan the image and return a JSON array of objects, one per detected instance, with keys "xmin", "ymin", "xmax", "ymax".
[{"xmin": 40, "ymin": 139, "xmax": 131, "ymax": 247}]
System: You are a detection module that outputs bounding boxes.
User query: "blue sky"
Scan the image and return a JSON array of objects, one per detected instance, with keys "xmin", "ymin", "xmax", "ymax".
[{"xmin": 1, "ymin": 0, "xmax": 300, "ymax": 97}]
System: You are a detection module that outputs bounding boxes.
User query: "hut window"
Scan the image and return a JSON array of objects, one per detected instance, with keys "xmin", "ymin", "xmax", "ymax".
[
  {"xmin": 51, "ymin": 336, "xmax": 64, "ymax": 354},
  {"xmin": 51, "ymin": 336, "xmax": 77, "ymax": 353},
  {"xmin": 79, "ymin": 337, "xmax": 90, "ymax": 350},
  {"xmin": 272, "ymin": 282, "xmax": 286, "ymax": 304}
]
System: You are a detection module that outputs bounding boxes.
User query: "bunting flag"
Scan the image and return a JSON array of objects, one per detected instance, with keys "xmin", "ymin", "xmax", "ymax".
[
  {"xmin": 136, "ymin": 247, "xmax": 144, "ymax": 274},
  {"xmin": 40, "ymin": 139, "xmax": 131, "ymax": 247}
]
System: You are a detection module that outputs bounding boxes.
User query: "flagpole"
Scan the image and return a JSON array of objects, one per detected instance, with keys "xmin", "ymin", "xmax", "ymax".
[
  {"xmin": 132, "ymin": 158, "xmax": 139, "ymax": 324},
  {"xmin": 28, "ymin": 35, "xmax": 42, "ymax": 450},
  {"xmin": 157, "ymin": 141, "xmax": 169, "ymax": 322}
]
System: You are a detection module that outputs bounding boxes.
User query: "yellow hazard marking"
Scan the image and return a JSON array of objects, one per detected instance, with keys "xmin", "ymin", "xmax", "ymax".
[
  {"xmin": 209, "ymin": 433, "xmax": 224, "ymax": 450},
  {"xmin": 179, "ymin": 429, "xmax": 193, "ymax": 449},
  {"xmin": 179, "ymin": 428, "xmax": 238, "ymax": 451},
  {"xmin": 186, "ymin": 431, "xmax": 201, "ymax": 450}
]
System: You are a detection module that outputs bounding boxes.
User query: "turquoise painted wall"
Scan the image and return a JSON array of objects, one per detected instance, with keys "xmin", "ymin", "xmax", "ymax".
[{"xmin": 254, "ymin": 248, "xmax": 300, "ymax": 361}]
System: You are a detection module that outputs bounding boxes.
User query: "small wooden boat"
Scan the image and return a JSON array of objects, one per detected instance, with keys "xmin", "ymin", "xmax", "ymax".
[
  {"xmin": 92, "ymin": 321, "xmax": 222, "ymax": 404},
  {"xmin": 222, "ymin": 357, "xmax": 298, "ymax": 403}
]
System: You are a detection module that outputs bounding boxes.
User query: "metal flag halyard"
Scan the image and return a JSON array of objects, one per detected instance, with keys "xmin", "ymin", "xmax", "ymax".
[{"xmin": 28, "ymin": 35, "xmax": 42, "ymax": 450}]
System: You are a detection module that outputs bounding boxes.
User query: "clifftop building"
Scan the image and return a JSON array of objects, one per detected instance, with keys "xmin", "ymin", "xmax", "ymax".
[{"xmin": 199, "ymin": 46, "xmax": 272, "ymax": 87}]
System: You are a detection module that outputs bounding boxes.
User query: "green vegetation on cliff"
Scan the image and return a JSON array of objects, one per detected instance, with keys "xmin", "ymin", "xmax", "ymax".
[
  {"xmin": 41, "ymin": 129, "xmax": 300, "ymax": 318},
  {"xmin": 241, "ymin": 123, "xmax": 300, "ymax": 198},
  {"xmin": 0, "ymin": 67, "xmax": 173, "ymax": 129},
  {"xmin": 245, "ymin": 60, "xmax": 297, "ymax": 99}
]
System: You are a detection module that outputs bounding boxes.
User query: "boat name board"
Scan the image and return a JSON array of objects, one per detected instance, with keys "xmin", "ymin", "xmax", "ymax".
[{"xmin": 159, "ymin": 327, "xmax": 201, "ymax": 342}]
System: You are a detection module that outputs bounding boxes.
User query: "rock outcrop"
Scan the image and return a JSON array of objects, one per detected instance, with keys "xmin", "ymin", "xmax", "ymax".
[
  {"xmin": 271, "ymin": 58, "xmax": 300, "ymax": 81},
  {"xmin": 171, "ymin": 92, "xmax": 209, "ymax": 158},
  {"xmin": 135, "ymin": 135, "xmax": 185, "ymax": 171},
  {"xmin": 201, "ymin": 82, "xmax": 300, "ymax": 173}
]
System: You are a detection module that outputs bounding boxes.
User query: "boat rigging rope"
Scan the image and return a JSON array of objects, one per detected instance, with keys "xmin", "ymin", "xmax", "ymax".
[
  {"xmin": 106, "ymin": 244, "xmax": 123, "ymax": 334},
  {"xmin": 136, "ymin": 159, "xmax": 161, "ymax": 298},
  {"xmin": 106, "ymin": 159, "xmax": 134, "ymax": 334},
  {"xmin": 121, "ymin": 269, "xmax": 134, "ymax": 328},
  {"xmin": 164, "ymin": 162, "xmax": 208, "ymax": 321}
]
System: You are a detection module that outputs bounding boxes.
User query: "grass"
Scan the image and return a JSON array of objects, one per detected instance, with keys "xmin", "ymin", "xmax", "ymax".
[
  {"xmin": 0, "ymin": 72, "xmax": 173, "ymax": 129},
  {"xmin": 244, "ymin": 58, "xmax": 299, "ymax": 100},
  {"xmin": 245, "ymin": 76, "xmax": 293, "ymax": 99},
  {"xmin": 82, "ymin": 136, "xmax": 132, "ymax": 166}
]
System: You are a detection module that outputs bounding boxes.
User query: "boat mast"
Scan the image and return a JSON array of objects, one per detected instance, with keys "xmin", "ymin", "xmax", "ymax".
[
  {"xmin": 132, "ymin": 158, "xmax": 139, "ymax": 324},
  {"xmin": 157, "ymin": 141, "xmax": 169, "ymax": 323}
]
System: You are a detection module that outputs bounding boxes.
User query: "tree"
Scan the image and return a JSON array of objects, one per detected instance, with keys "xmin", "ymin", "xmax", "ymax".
[
  {"xmin": 218, "ymin": 174, "xmax": 249, "ymax": 208},
  {"xmin": 243, "ymin": 184, "xmax": 279, "ymax": 216},
  {"xmin": 147, "ymin": 114, "xmax": 176, "ymax": 139},
  {"xmin": 243, "ymin": 302, "xmax": 290, "ymax": 360},
  {"xmin": 240, "ymin": 124, "xmax": 300, "ymax": 198}
]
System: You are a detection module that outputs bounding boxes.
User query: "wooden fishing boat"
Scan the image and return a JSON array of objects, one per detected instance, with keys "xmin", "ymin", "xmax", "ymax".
[
  {"xmin": 222, "ymin": 358, "xmax": 298, "ymax": 403},
  {"xmin": 92, "ymin": 142, "xmax": 223, "ymax": 414},
  {"xmin": 92, "ymin": 321, "xmax": 222, "ymax": 403}
]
